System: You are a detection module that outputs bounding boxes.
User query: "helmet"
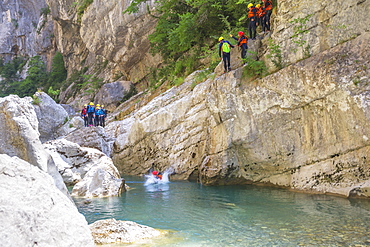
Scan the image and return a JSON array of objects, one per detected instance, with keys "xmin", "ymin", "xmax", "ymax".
[
  {"xmin": 84, "ymin": 104, "xmax": 87, "ymax": 107},
  {"xmin": 152, "ymin": 171, "xmax": 158, "ymax": 175},
  {"xmin": 256, "ymin": 4, "xmax": 261, "ymax": 8},
  {"xmin": 101, "ymin": 105, "xmax": 104, "ymax": 108},
  {"xmin": 218, "ymin": 37, "xmax": 224, "ymax": 42},
  {"xmin": 248, "ymin": 3, "xmax": 253, "ymax": 8},
  {"xmin": 96, "ymin": 104, "xmax": 100, "ymax": 107},
  {"xmin": 96, "ymin": 107, "xmax": 100, "ymax": 109},
  {"xmin": 89, "ymin": 102, "xmax": 94, "ymax": 106},
  {"xmin": 238, "ymin": 31, "xmax": 244, "ymax": 36}
]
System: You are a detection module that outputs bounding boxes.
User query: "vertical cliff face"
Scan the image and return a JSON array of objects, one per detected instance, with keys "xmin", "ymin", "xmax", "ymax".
[
  {"xmin": 46, "ymin": 0, "xmax": 160, "ymax": 85},
  {"xmin": 108, "ymin": 32, "xmax": 370, "ymax": 197},
  {"xmin": 0, "ymin": 0, "xmax": 54, "ymax": 66},
  {"xmin": 262, "ymin": 0, "xmax": 369, "ymax": 69}
]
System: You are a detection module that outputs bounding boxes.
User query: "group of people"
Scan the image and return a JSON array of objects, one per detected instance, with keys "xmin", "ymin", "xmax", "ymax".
[
  {"xmin": 247, "ymin": 0, "xmax": 273, "ymax": 40},
  {"xmin": 81, "ymin": 102, "xmax": 107, "ymax": 127},
  {"xmin": 218, "ymin": 0, "xmax": 273, "ymax": 73}
]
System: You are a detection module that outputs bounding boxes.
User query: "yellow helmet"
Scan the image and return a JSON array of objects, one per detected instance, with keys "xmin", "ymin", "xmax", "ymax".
[
  {"xmin": 89, "ymin": 102, "xmax": 94, "ymax": 106},
  {"xmin": 218, "ymin": 37, "xmax": 224, "ymax": 42},
  {"xmin": 248, "ymin": 3, "xmax": 254, "ymax": 8},
  {"xmin": 84, "ymin": 104, "xmax": 87, "ymax": 107},
  {"xmin": 256, "ymin": 4, "xmax": 261, "ymax": 8},
  {"xmin": 101, "ymin": 105, "xmax": 104, "ymax": 107},
  {"xmin": 96, "ymin": 107, "xmax": 100, "ymax": 109},
  {"xmin": 96, "ymin": 104, "xmax": 100, "ymax": 107}
]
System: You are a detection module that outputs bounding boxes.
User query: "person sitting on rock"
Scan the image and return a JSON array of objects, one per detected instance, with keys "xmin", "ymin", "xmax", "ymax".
[
  {"xmin": 81, "ymin": 104, "xmax": 88, "ymax": 127},
  {"xmin": 86, "ymin": 102, "xmax": 95, "ymax": 127}
]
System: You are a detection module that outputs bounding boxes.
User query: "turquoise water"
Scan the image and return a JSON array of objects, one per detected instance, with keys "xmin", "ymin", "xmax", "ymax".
[{"xmin": 74, "ymin": 176, "xmax": 370, "ymax": 246}]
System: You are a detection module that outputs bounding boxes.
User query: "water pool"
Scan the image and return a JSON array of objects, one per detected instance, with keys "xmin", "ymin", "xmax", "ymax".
[{"xmin": 74, "ymin": 176, "xmax": 370, "ymax": 246}]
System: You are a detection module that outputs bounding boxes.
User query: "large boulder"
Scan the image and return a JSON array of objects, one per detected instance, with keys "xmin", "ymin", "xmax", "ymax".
[
  {"xmin": 0, "ymin": 95, "xmax": 69, "ymax": 198},
  {"xmin": 32, "ymin": 91, "xmax": 70, "ymax": 142},
  {"xmin": 0, "ymin": 154, "xmax": 94, "ymax": 247},
  {"xmin": 44, "ymin": 139, "xmax": 126, "ymax": 198},
  {"xmin": 89, "ymin": 218, "xmax": 162, "ymax": 245},
  {"xmin": 65, "ymin": 126, "xmax": 116, "ymax": 157},
  {"xmin": 94, "ymin": 81, "xmax": 136, "ymax": 112}
]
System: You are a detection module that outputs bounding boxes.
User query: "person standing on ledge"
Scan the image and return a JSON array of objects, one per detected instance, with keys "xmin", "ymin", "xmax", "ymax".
[
  {"xmin": 218, "ymin": 37, "xmax": 235, "ymax": 73},
  {"xmin": 247, "ymin": 3, "xmax": 258, "ymax": 40},
  {"xmin": 230, "ymin": 31, "xmax": 248, "ymax": 60}
]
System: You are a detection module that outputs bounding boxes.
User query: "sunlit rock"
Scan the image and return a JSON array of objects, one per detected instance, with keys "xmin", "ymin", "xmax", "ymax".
[
  {"xmin": 0, "ymin": 154, "xmax": 94, "ymax": 246},
  {"xmin": 65, "ymin": 126, "xmax": 115, "ymax": 157},
  {"xmin": 44, "ymin": 139, "xmax": 126, "ymax": 198},
  {"xmin": 0, "ymin": 94, "xmax": 69, "ymax": 198},
  {"xmin": 89, "ymin": 218, "xmax": 162, "ymax": 245},
  {"xmin": 33, "ymin": 91, "xmax": 70, "ymax": 142}
]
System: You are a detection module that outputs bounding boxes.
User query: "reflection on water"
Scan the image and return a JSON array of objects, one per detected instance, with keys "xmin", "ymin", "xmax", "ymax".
[{"xmin": 74, "ymin": 176, "xmax": 370, "ymax": 246}]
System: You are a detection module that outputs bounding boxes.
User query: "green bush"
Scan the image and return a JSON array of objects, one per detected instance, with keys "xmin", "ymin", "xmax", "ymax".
[{"xmin": 242, "ymin": 54, "xmax": 268, "ymax": 79}]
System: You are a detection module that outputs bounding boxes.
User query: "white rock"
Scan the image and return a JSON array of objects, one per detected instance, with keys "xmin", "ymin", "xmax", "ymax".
[
  {"xmin": 89, "ymin": 218, "xmax": 162, "ymax": 245},
  {"xmin": 0, "ymin": 154, "xmax": 94, "ymax": 247},
  {"xmin": 44, "ymin": 139, "xmax": 125, "ymax": 197},
  {"xmin": 0, "ymin": 94, "xmax": 69, "ymax": 198}
]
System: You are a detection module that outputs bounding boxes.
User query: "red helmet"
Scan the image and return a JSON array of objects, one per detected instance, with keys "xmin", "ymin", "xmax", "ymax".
[
  {"xmin": 238, "ymin": 31, "xmax": 244, "ymax": 36},
  {"xmin": 152, "ymin": 171, "xmax": 158, "ymax": 175}
]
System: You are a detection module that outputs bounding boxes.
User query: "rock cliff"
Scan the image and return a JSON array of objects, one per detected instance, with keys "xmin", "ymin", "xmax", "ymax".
[
  {"xmin": 0, "ymin": 0, "xmax": 54, "ymax": 66},
  {"xmin": 262, "ymin": 0, "xmax": 370, "ymax": 70},
  {"xmin": 45, "ymin": 0, "xmax": 160, "ymax": 87},
  {"xmin": 108, "ymin": 32, "xmax": 370, "ymax": 197}
]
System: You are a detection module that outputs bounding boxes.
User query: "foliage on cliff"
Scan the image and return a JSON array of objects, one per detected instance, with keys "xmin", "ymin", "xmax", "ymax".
[
  {"xmin": 126, "ymin": 0, "xmax": 275, "ymax": 83},
  {"xmin": 0, "ymin": 52, "xmax": 67, "ymax": 99}
]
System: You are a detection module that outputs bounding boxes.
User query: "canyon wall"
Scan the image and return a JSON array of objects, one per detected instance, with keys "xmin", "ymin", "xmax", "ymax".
[{"xmin": 108, "ymin": 32, "xmax": 370, "ymax": 197}]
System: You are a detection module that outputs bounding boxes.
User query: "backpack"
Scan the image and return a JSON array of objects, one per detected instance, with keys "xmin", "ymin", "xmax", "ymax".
[{"xmin": 222, "ymin": 42, "xmax": 231, "ymax": 53}]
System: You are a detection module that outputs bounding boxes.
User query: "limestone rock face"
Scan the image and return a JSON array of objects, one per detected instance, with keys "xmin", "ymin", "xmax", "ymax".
[
  {"xmin": 94, "ymin": 81, "xmax": 135, "ymax": 112},
  {"xmin": 46, "ymin": 0, "xmax": 161, "ymax": 100},
  {"xmin": 109, "ymin": 33, "xmax": 370, "ymax": 197},
  {"xmin": 33, "ymin": 91, "xmax": 70, "ymax": 142},
  {"xmin": 263, "ymin": 0, "xmax": 370, "ymax": 70},
  {"xmin": 0, "ymin": 0, "xmax": 54, "ymax": 62},
  {"xmin": 89, "ymin": 218, "xmax": 162, "ymax": 245},
  {"xmin": 0, "ymin": 154, "xmax": 94, "ymax": 247},
  {"xmin": 44, "ymin": 139, "xmax": 125, "ymax": 198},
  {"xmin": 0, "ymin": 95, "xmax": 69, "ymax": 197}
]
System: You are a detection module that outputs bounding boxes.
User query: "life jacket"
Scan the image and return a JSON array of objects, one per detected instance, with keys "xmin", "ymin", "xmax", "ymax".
[
  {"xmin": 264, "ymin": 0, "xmax": 273, "ymax": 11},
  {"xmin": 256, "ymin": 7, "xmax": 264, "ymax": 18},
  {"xmin": 87, "ymin": 105, "xmax": 95, "ymax": 113},
  {"xmin": 222, "ymin": 41, "xmax": 231, "ymax": 53},
  {"xmin": 238, "ymin": 36, "xmax": 248, "ymax": 46},
  {"xmin": 81, "ymin": 108, "xmax": 87, "ymax": 116},
  {"xmin": 248, "ymin": 7, "xmax": 256, "ymax": 18},
  {"xmin": 102, "ymin": 109, "xmax": 107, "ymax": 116}
]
